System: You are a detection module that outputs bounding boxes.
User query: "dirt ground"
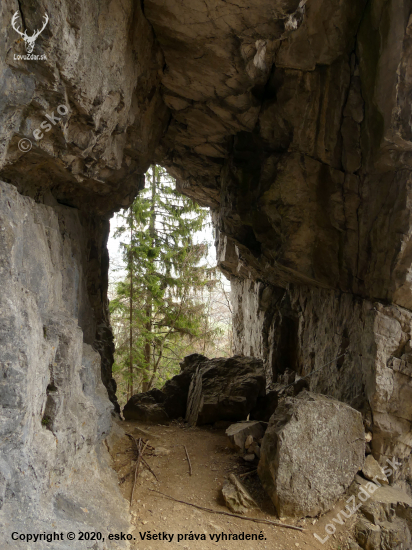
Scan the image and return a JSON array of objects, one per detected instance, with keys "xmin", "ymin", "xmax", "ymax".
[{"xmin": 109, "ymin": 420, "xmax": 359, "ymax": 550}]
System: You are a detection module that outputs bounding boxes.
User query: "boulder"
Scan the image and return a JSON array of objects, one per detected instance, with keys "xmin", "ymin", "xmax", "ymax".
[
  {"xmin": 123, "ymin": 388, "xmax": 167, "ymax": 421},
  {"xmin": 185, "ymin": 356, "xmax": 266, "ymax": 426},
  {"xmin": 226, "ymin": 421, "xmax": 266, "ymax": 453},
  {"xmin": 123, "ymin": 400, "xmax": 169, "ymax": 424},
  {"xmin": 123, "ymin": 354, "xmax": 202, "ymax": 421},
  {"xmin": 179, "ymin": 353, "xmax": 208, "ymax": 370},
  {"xmin": 161, "ymin": 354, "xmax": 203, "ymax": 418},
  {"xmin": 362, "ymin": 455, "xmax": 389, "ymax": 486},
  {"xmin": 222, "ymin": 474, "xmax": 258, "ymax": 514},
  {"xmin": 258, "ymin": 391, "xmax": 365, "ymax": 517}
]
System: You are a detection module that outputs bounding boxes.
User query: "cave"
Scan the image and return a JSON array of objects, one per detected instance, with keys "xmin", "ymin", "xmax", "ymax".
[{"xmin": 1, "ymin": 0, "xmax": 412, "ymax": 546}]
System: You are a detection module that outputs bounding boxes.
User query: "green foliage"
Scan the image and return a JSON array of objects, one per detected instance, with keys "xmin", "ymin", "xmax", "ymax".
[{"xmin": 110, "ymin": 165, "xmax": 221, "ymax": 404}]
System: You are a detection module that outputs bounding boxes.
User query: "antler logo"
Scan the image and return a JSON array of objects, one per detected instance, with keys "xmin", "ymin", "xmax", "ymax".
[{"xmin": 11, "ymin": 11, "xmax": 49, "ymax": 54}]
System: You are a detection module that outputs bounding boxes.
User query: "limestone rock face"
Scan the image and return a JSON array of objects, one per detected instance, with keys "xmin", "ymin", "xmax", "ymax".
[
  {"xmin": 186, "ymin": 356, "xmax": 265, "ymax": 426},
  {"xmin": 258, "ymin": 391, "xmax": 365, "ymax": 517},
  {"xmin": 231, "ymin": 278, "xmax": 412, "ymax": 481},
  {"xmin": 5, "ymin": 0, "xmax": 412, "ymax": 310},
  {"xmin": 0, "ymin": 182, "xmax": 129, "ymax": 547},
  {"xmin": 2, "ymin": 0, "xmax": 412, "ymax": 537},
  {"xmin": 0, "ymin": 0, "xmax": 167, "ymax": 214}
]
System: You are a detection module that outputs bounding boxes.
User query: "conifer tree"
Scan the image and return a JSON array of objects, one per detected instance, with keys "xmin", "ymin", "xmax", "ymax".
[{"xmin": 110, "ymin": 165, "xmax": 217, "ymax": 401}]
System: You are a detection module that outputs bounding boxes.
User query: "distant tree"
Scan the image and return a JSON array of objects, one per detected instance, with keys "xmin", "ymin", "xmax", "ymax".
[{"xmin": 109, "ymin": 165, "xmax": 220, "ymax": 403}]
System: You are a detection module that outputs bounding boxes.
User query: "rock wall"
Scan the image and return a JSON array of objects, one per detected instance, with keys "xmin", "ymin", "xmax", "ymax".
[
  {"xmin": 231, "ymin": 278, "xmax": 412, "ymax": 485},
  {"xmin": 0, "ymin": 0, "xmax": 168, "ymax": 214},
  {"xmin": 1, "ymin": 0, "xmax": 412, "ymax": 532},
  {"xmin": 0, "ymin": 182, "xmax": 129, "ymax": 548}
]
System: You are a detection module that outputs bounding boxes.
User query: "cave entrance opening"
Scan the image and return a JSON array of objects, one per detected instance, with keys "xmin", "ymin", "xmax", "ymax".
[{"xmin": 107, "ymin": 165, "xmax": 232, "ymax": 409}]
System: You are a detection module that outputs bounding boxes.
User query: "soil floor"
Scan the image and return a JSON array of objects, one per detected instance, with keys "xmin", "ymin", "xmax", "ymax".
[{"xmin": 109, "ymin": 420, "xmax": 359, "ymax": 550}]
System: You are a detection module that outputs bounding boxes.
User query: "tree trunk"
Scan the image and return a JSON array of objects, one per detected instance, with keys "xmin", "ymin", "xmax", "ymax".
[
  {"xmin": 142, "ymin": 165, "xmax": 156, "ymax": 392},
  {"xmin": 128, "ymin": 222, "xmax": 134, "ymax": 400}
]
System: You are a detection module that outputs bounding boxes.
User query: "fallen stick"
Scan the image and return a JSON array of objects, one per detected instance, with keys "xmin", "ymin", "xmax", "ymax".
[
  {"xmin": 130, "ymin": 438, "xmax": 149, "ymax": 506},
  {"xmin": 126, "ymin": 433, "xmax": 139, "ymax": 444},
  {"xmin": 239, "ymin": 469, "xmax": 257, "ymax": 479},
  {"xmin": 171, "ymin": 444, "xmax": 193, "ymax": 476},
  {"xmin": 183, "ymin": 445, "xmax": 192, "ymax": 476},
  {"xmin": 140, "ymin": 456, "xmax": 159, "ymax": 482},
  {"xmin": 127, "ymin": 434, "xmax": 159, "ymax": 481},
  {"xmin": 149, "ymin": 489, "xmax": 304, "ymax": 532}
]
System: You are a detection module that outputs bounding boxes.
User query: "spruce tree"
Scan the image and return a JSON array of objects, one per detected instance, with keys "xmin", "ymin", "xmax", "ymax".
[{"xmin": 109, "ymin": 165, "xmax": 217, "ymax": 401}]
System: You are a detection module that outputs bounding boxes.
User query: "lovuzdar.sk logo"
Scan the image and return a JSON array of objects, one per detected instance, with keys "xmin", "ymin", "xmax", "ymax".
[{"xmin": 11, "ymin": 11, "xmax": 49, "ymax": 60}]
